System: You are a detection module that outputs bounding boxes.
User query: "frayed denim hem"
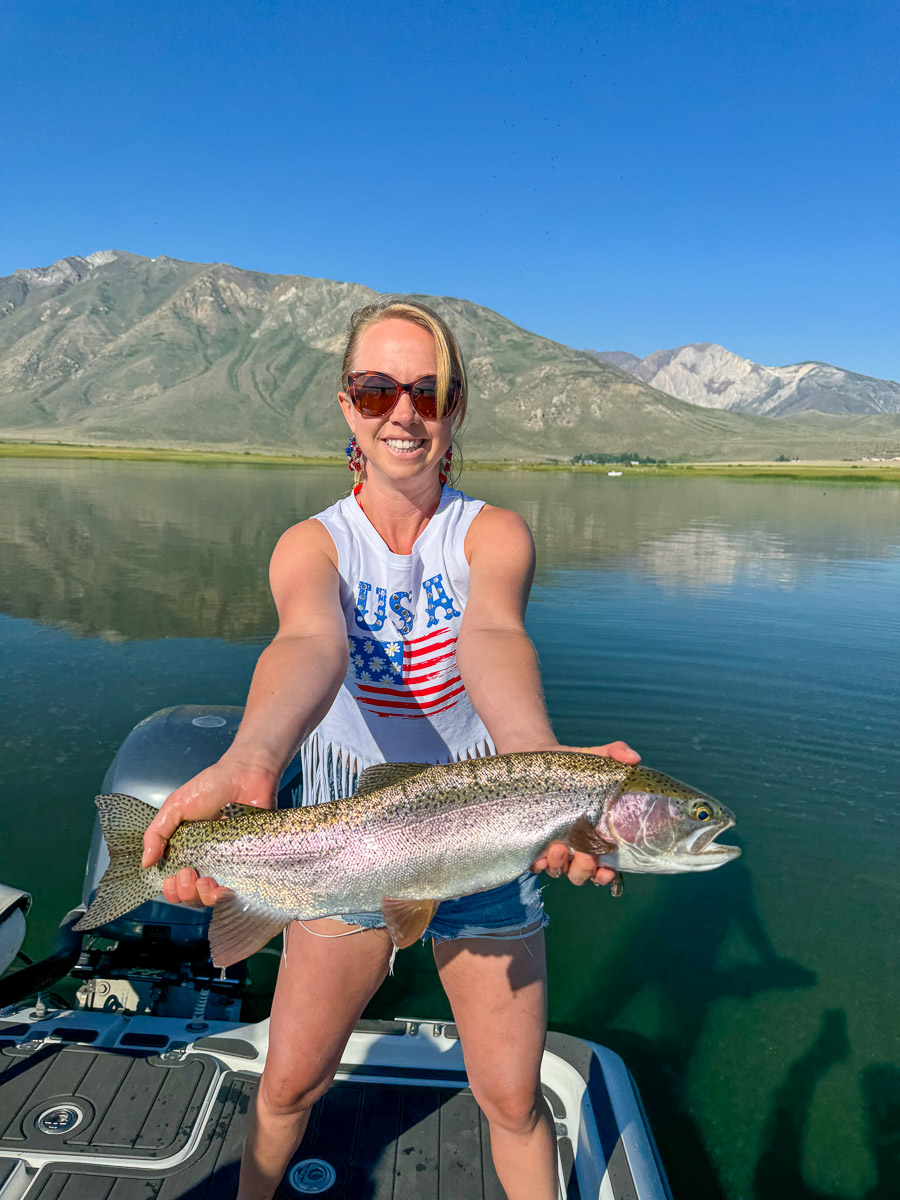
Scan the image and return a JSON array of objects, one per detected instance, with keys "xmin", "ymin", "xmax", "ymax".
[{"xmin": 427, "ymin": 911, "xmax": 549, "ymax": 945}]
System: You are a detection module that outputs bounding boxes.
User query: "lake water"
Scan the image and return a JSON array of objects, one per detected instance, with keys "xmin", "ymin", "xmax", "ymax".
[{"xmin": 1, "ymin": 459, "xmax": 898, "ymax": 1200}]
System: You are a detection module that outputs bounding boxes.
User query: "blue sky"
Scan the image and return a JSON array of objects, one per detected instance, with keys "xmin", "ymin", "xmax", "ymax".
[{"xmin": 2, "ymin": 0, "xmax": 898, "ymax": 378}]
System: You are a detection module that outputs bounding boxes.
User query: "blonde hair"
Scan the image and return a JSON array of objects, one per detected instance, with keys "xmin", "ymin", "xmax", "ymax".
[{"xmin": 340, "ymin": 298, "xmax": 468, "ymax": 428}]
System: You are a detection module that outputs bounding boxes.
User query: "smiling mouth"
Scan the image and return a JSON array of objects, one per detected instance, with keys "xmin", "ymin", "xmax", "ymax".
[{"xmin": 383, "ymin": 439, "xmax": 425, "ymax": 455}]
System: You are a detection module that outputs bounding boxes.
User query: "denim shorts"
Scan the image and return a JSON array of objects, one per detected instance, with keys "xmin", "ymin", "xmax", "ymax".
[{"xmin": 334, "ymin": 872, "xmax": 547, "ymax": 944}]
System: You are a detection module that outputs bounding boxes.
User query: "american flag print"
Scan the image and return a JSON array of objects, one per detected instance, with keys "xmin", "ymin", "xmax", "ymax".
[{"xmin": 347, "ymin": 626, "xmax": 464, "ymax": 720}]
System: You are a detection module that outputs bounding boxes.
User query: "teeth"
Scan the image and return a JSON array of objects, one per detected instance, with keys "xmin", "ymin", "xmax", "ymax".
[{"xmin": 384, "ymin": 439, "xmax": 423, "ymax": 452}]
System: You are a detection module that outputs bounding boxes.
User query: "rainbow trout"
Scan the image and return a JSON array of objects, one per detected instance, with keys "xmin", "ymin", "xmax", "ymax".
[{"xmin": 76, "ymin": 751, "xmax": 740, "ymax": 966}]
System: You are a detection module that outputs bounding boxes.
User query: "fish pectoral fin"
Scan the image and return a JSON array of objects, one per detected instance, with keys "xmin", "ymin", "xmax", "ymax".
[
  {"xmin": 219, "ymin": 803, "xmax": 249, "ymax": 821},
  {"xmin": 354, "ymin": 762, "xmax": 432, "ymax": 796},
  {"xmin": 208, "ymin": 894, "xmax": 288, "ymax": 968},
  {"xmin": 380, "ymin": 897, "xmax": 439, "ymax": 949},
  {"xmin": 568, "ymin": 814, "xmax": 617, "ymax": 857}
]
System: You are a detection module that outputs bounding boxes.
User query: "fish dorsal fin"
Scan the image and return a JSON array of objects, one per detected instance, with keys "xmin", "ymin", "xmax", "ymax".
[
  {"xmin": 354, "ymin": 762, "xmax": 431, "ymax": 797},
  {"xmin": 568, "ymin": 813, "xmax": 617, "ymax": 856},
  {"xmin": 208, "ymin": 894, "xmax": 288, "ymax": 968},
  {"xmin": 380, "ymin": 897, "xmax": 440, "ymax": 948}
]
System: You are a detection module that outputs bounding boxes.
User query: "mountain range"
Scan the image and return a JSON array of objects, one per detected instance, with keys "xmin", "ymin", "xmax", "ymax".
[
  {"xmin": 1, "ymin": 251, "xmax": 898, "ymax": 462},
  {"xmin": 587, "ymin": 344, "xmax": 900, "ymax": 418}
]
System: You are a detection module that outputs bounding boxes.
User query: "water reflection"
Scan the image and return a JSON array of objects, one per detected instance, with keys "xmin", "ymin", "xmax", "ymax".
[
  {"xmin": 473, "ymin": 473, "xmax": 900, "ymax": 592},
  {"xmin": 0, "ymin": 460, "xmax": 346, "ymax": 642},
  {"xmin": 636, "ymin": 525, "xmax": 796, "ymax": 589},
  {"xmin": 0, "ymin": 460, "xmax": 898, "ymax": 641}
]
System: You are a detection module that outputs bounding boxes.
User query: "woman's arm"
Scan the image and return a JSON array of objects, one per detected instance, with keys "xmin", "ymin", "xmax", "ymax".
[
  {"xmin": 141, "ymin": 519, "xmax": 349, "ymax": 898},
  {"xmin": 456, "ymin": 507, "xmax": 550, "ymax": 752},
  {"xmin": 456, "ymin": 506, "xmax": 639, "ymax": 887},
  {"xmin": 224, "ymin": 519, "xmax": 350, "ymax": 775}
]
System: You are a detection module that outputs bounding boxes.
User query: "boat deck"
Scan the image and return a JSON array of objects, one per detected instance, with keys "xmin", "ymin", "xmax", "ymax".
[{"xmin": 0, "ymin": 1015, "xmax": 668, "ymax": 1199}]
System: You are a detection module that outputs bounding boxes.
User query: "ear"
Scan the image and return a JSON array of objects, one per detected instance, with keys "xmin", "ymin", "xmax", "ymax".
[{"xmin": 338, "ymin": 392, "xmax": 356, "ymax": 433}]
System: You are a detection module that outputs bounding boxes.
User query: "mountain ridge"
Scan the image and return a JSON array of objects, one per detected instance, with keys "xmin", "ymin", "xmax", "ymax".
[{"xmin": 1, "ymin": 251, "xmax": 898, "ymax": 461}]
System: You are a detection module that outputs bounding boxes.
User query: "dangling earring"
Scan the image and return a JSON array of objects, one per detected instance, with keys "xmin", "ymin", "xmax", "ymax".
[
  {"xmin": 439, "ymin": 444, "xmax": 453, "ymax": 486},
  {"xmin": 345, "ymin": 435, "xmax": 362, "ymax": 474},
  {"xmin": 345, "ymin": 435, "xmax": 364, "ymax": 496}
]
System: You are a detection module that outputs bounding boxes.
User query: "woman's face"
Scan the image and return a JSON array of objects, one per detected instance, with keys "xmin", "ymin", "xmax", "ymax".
[{"xmin": 338, "ymin": 318, "xmax": 453, "ymax": 488}]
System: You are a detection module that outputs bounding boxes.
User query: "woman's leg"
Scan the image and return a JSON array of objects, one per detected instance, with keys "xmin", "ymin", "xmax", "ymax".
[
  {"xmin": 237, "ymin": 919, "xmax": 394, "ymax": 1200},
  {"xmin": 434, "ymin": 930, "xmax": 558, "ymax": 1200}
]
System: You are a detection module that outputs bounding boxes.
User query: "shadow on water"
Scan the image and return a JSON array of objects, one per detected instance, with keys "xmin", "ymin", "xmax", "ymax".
[
  {"xmin": 557, "ymin": 859, "xmax": 818, "ymax": 1200},
  {"xmin": 753, "ymin": 1010, "xmax": 900, "ymax": 1200}
]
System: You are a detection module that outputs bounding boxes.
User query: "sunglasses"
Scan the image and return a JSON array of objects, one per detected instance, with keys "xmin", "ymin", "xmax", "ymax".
[{"xmin": 346, "ymin": 371, "xmax": 461, "ymax": 420}]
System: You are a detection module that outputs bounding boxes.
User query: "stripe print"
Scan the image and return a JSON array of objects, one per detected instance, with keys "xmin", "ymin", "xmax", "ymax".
[{"xmin": 347, "ymin": 626, "xmax": 462, "ymax": 720}]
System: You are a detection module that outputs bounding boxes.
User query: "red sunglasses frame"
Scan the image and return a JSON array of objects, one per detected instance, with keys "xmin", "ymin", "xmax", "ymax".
[{"xmin": 346, "ymin": 371, "xmax": 461, "ymax": 420}]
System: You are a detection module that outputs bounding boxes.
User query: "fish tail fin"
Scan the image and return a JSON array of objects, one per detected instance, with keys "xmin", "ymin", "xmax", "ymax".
[{"xmin": 74, "ymin": 794, "xmax": 164, "ymax": 931}]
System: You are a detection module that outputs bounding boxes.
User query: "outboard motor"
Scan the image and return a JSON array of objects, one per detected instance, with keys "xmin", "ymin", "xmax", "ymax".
[
  {"xmin": 0, "ymin": 884, "xmax": 31, "ymax": 976},
  {"xmin": 73, "ymin": 704, "xmax": 302, "ymax": 1018},
  {"xmin": 82, "ymin": 704, "xmax": 246, "ymax": 949}
]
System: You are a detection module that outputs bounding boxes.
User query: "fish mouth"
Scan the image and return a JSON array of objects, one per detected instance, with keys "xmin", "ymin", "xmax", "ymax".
[{"xmin": 684, "ymin": 818, "xmax": 742, "ymax": 860}]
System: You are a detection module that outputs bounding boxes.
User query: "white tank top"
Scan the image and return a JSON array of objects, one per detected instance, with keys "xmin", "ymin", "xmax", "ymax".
[{"xmin": 299, "ymin": 486, "xmax": 496, "ymax": 805}]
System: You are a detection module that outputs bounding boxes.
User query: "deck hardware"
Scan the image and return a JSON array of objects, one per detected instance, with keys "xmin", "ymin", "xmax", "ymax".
[
  {"xmin": 288, "ymin": 1157, "xmax": 337, "ymax": 1193},
  {"xmin": 186, "ymin": 986, "xmax": 210, "ymax": 1031},
  {"xmin": 17, "ymin": 1038, "xmax": 49, "ymax": 1054},
  {"xmin": 37, "ymin": 1104, "xmax": 84, "ymax": 1135}
]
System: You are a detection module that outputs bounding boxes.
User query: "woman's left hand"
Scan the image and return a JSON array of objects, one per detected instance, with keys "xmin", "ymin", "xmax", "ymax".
[{"xmin": 530, "ymin": 741, "xmax": 641, "ymax": 886}]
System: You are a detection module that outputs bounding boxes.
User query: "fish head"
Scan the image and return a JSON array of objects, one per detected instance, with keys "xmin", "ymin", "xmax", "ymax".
[{"xmin": 604, "ymin": 767, "xmax": 741, "ymax": 874}]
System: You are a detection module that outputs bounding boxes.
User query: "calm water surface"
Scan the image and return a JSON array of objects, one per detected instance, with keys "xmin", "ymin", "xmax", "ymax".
[{"xmin": 1, "ymin": 460, "xmax": 898, "ymax": 1200}]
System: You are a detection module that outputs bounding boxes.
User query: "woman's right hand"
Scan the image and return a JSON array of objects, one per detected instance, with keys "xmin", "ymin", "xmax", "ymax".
[{"xmin": 142, "ymin": 757, "xmax": 279, "ymax": 908}]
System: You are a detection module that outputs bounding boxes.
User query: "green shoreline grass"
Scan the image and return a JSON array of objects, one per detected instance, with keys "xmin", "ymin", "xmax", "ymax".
[{"xmin": 2, "ymin": 440, "xmax": 900, "ymax": 483}]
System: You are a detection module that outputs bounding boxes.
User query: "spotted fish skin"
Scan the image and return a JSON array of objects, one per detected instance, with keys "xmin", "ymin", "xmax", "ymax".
[
  {"xmin": 75, "ymin": 752, "xmax": 740, "ymax": 964},
  {"xmin": 157, "ymin": 752, "xmax": 634, "ymax": 920}
]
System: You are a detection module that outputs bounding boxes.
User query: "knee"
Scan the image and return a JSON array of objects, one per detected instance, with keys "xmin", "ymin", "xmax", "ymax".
[
  {"xmin": 473, "ymin": 1082, "xmax": 545, "ymax": 1136},
  {"xmin": 257, "ymin": 1067, "xmax": 333, "ymax": 1119}
]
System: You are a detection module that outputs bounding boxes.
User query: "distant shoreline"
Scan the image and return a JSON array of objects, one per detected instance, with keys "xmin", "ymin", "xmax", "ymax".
[{"xmin": 1, "ymin": 440, "xmax": 899, "ymax": 483}]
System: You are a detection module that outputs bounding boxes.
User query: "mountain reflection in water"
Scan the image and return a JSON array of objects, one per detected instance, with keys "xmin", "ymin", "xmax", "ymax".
[{"xmin": 1, "ymin": 460, "xmax": 898, "ymax": 640}]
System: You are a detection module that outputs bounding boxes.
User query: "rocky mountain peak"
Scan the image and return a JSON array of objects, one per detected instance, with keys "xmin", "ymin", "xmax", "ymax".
[
  {"xmin": 590, "ymin": 343, "xmax": 900, "ymax": 417},
  {"xmin": 85, "ymin": 250, "xmax": 119, "ymax": 267}
]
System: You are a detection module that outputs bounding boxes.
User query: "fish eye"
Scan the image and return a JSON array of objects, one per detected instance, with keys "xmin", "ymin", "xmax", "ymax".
[{"xmin": 691, "ymin": 802, "xmax": 713, "ymax": 822}]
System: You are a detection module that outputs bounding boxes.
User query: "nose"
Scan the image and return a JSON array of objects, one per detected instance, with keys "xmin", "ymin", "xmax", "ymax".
[{"xmin": 390, "ymin": 390, "xmax": 421, "ymax": 424}]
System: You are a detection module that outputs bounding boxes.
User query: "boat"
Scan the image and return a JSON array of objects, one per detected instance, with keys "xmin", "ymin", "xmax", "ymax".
[
  {"xmin": 0, "ymin": 706, "xmax": 674, "ymax": 1199},
  {"xmin": 607, "ymin": 471, "xmax": 623, "ymax": 478}
]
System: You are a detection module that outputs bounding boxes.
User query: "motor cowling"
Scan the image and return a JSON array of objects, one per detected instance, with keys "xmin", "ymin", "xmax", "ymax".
[
  {"xmin": 0, "ymin": 883, "xmax": 31, "ymax": 975},
  {"xmin": 81, "ymin": 704, "xmax": 302, "ymax": 948}
]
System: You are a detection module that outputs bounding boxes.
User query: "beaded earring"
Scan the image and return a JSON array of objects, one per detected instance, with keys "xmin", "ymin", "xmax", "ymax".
[
  {"xmin": 345, "ymin": 435, "xmax": 364, "ymax": 496},
  {"xmin": 345, "ymin": 435, "xmax": 362, "ymax": 474},
  {"xmin": 439, "ymin": 445, "xmax": 453, "ymax": 486}
]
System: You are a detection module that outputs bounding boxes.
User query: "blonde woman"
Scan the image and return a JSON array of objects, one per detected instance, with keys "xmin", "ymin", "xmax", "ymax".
[{"xmin": 143, "ymin": 299, "xmax": 639, "ymax": 1200}]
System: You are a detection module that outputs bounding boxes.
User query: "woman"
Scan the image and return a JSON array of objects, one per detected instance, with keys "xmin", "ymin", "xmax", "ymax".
[{"xmin": 142, "ymin": 299, "xmax": 639, "ymax": 1200}]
